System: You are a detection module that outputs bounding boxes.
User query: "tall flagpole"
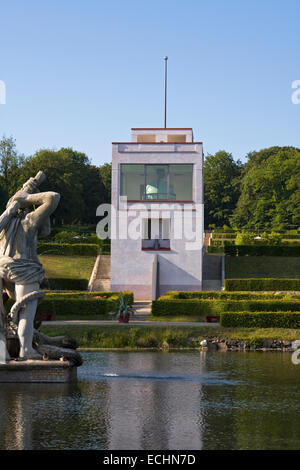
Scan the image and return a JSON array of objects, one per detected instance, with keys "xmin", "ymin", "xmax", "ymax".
[{"xmin": 164, "ymin": 56, "xmax": 168, "ymax": 128}]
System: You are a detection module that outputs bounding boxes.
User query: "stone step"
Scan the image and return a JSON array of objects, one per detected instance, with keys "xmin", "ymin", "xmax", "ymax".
[
  {"xmin": 97, "ymin": 255, "xmax": 111, "ymax": 279},
  {"xmin": 133, "ymin": 301, "xmax": 152, "ymax": 316},
  {"xmin": 93, "ymin": 279, "xmax": 111, "ymax": 292}
]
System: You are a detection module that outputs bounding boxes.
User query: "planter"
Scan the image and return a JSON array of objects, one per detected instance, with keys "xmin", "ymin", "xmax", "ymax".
[{"xmin": 118, "ymin": 315, "xmax": 129, "ymax": 323}]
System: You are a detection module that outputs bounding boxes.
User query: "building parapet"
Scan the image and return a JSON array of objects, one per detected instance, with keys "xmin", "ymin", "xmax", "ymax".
[{"xmin": 112, "ymin": 143, "xmax": 202, "ymax": 153}]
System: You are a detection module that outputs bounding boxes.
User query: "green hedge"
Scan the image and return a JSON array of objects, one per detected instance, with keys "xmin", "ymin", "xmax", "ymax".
[
  {"xmin": 41, "ymin": 278, "xmax": 89, "ymax": 290},
  {"xmin": 37, "ymin": 296, "xmax": 118, "ymax": 317},
  {"xmin": 225, "ymin": 245, "xmax": 300, "ymax": 256},
  {"xmin": 152, "ymin": 297, "xmax": 300, "ymax": 317},
  {"xmin": 212, "ymin": 234, "xmax": 237, "ymax": 240},
  {"xmin": 152, "ymin": 300, "xmax": 206, "ymax": 317},
  {"xmin": 225, "ymin": 278, "xmax": 300, "ymax": 291},
  {"xmin": 5, "ymin": 291, "xmax": 134, "ymax": 319},
  {"xmin": 220, "ymin": 311, "xmax": 300, "ymax": 328},
  {"xmin": 210, "ymin": 240, "xmax": 235, "ymax": 247},
  {"xmin": 282, "ymin": 234, "xmax": 300, "ymax": 239},
  {"xmin": 165, "ymin": 291, "xmax": 300, "ymax": 300},
  {"xmin": 41, "ymin": 291, "xmax": 134, "ymax": 304},
  {"xmin": 207, "ymin": 246, "xmax": 224, "ymax": 254},
  {"xmin": 38, "ymin": 243, "xmax": 99, "ymax": 256}
]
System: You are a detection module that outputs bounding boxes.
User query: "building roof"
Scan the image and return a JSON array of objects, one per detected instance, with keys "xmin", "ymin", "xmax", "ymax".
[{"xmin": 131, "ymin": 128, "xmax": 193, "ymax": 130}]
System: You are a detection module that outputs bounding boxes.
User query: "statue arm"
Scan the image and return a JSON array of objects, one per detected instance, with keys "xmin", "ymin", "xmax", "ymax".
[{"xmin": 23, "ymin": 192, "xmax": 60, "ymax": 230}]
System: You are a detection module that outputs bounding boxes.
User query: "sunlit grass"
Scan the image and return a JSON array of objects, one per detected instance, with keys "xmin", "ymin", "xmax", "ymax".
[
  {"xmin": 40, "ymin": 324, "xmax": 300, "ymax": 349},
  {"xmin": 39, "ymin": 255, "xmax": 95, "ymax": 280}
]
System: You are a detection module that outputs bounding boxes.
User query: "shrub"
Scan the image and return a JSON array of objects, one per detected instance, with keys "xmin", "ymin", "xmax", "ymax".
[
  {"xmin": 41, "ymin": 278, "xmax": 89, "ymax": 290},
  {"xmin": 37, "ymin": 296, "xmax": 119, "ymax": 317},
  {"xmin": 212, "ymin": 233, "xmax": 236, "ymax": 240},
  {"xmin": 54, "ymin": 230, "xmax": 78, "ymax": 243},
  {"xmin": 38, "ymin": 291, "xmax": 133, "ymax": 318},
  {"xmin": 225, "ymin": 278, "xmax": 300, "ymax": 291},
  {"xmin": 207, "ymin": 246, "xmax": 224, "ymax": 254},
  {"xmin": 170, "ymin": 291, "xmax": 300, "ymax": 300},
  {"xmin": 220, "ymin": 312, "xmax": 300, "ymax": 328},
  {"xmin": 5, "ymin": 291, "xmax": 134, "ymax": 319},
  {"xmin": 235, "ymin": 231, "xmax": 282, "ymax": 246},
  {"xmin": 151, "ymin": 295, "xmax": 300, "ymax": 317}
]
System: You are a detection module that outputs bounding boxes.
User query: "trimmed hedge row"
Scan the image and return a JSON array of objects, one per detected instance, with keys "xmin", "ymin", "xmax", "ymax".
[
  {"xmin": 164, "ymin": 291, "xmax": 300, "ymax": 300},
  {"xmin": 37, "ymin": 296, "xmax": 118, "ymax": 317},
  {"xmin": 212, "ymin": 234, "xmax": 237, "ymax": 240},
  {"xmin": 225, "ymin": 278, "xmax": 300, "ymax": 291},
  {"xmin": 41, "ymin": 278, "xmax": 89, "ymax": 291},
  {"xmin": 210, "ymin": 240, "xmax": 235, "ymax": 247},
  {"xmin": 225, "ymin": 245, "xmax": 300, "ymax": 256},
  {"xmin": 151, "ymin": 298, "xmax": 300, "ymax": 317},
  {"xmin": 5, "ymin": 291, "xmax": 134, "ymax": 319},
  {"xmin": 282, "ymin": 234, "xmax": 300, "ymax": 239},
  {"xmin": 207, "ymin": 246, "xmax": 224, "ymax": 254},
  {"xmin": 37, "ymin": 290, "xmax": 133, "ymax": 317},
  {"xmin": 38, "ymin": 243, "xmax": 99, "ymax": 256},
  {"xmin": 220, "ymin": 311, "xmax": 300, "ymax": 328}
]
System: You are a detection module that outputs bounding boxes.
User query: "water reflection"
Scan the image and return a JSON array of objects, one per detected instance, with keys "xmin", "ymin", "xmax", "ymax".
[{"xmin": 1, "ymin": 351, "xmax": 300, "ymax": 449}]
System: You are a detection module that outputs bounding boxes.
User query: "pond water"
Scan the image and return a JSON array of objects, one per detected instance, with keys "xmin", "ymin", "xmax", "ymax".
[{"xmin": 1, "ymin": 350, "xmax": 300, "ymax": 450}]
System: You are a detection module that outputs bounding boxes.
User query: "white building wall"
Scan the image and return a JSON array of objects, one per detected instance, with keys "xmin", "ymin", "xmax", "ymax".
[{"xmin": 110, "ymin": 134, "xmax": 204, "ymax": 300}]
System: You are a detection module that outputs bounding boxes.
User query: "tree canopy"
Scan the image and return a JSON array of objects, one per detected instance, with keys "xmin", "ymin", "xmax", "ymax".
[
  {"xmin": 0, "ymin": 137, "xmax": 110, "ymax": 225},
  {"xmin": 204, "ymin": 151, "xmax": 242, "ymax": 228},
  {"xmin": 231, "ymin": 146, "xmax": 300, "ymax": 230}
]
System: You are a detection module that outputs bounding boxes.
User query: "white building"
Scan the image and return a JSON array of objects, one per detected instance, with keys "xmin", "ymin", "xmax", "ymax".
[{"xmin": 110, "ymin": 128, "xmax": 204, "ymax": 300}]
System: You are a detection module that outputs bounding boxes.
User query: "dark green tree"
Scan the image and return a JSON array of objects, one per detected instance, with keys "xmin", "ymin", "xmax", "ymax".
[
  {"xmin": 231, "ymin": 146, "xmax": 300, "ymax": 230},
  {"xmin": 81, "ymin": 165, "xmax": 106, "ymax": 224},
  {"xmin": 0, "ymin": 135, "xmax": 25, "ymax": 198},
  {"xmin": 19, "ymin": 148, "xmax": 92, "ymax": 225},
  {"xmin": 204, "ymin": 150, "xmax": 242, "ymax": 228},
  {"xmin": 99, "ymin": 162, "xmax": 111, "ymax": 203}
]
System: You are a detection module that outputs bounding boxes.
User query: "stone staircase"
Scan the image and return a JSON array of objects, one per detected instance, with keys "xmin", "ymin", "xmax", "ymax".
[
  {"xmin": 89, "ymin": 255, "xmax": 111, "ymax": 292},
  {"xmin": 132, "ymin": 301, "xmax": 152, "ymax": 320}
]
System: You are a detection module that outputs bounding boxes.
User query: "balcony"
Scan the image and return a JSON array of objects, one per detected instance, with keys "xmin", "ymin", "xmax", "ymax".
[{"xmin": 142, "ymin": 239, "xmax": 170, "ymax": 251}]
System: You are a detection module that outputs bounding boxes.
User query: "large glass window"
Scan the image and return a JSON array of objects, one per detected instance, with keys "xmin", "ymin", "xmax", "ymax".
[
  {"xmin": 120, "ymin": 164, "xmax": 193, "ymax": 201},
  {"xmin": 120, "ymin": 164, "xmax": 144, "ymax": 200},
  {"xmin": 169, "ymin": 164, "xmax": 193, "ymax": 201},
  {"xmin": 145, "ymin": 164, "xmax": 170, "ymax": 200}
]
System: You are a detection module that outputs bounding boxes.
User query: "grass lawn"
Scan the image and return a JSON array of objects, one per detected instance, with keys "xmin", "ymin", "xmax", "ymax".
[
  {"xmin": 147, "ymin": 315, "xmax": 206, "ymax": 322},
  {"xmin": 40, "ymin": 324, "xmax": 300, "ymax": 349},
  {"xmin": 39, "ymin": 255, "xmax": 96, "ymax": 281},
  {"xmin": 226, "ymin": 256, "xmax": 300, "ymax": 279}
]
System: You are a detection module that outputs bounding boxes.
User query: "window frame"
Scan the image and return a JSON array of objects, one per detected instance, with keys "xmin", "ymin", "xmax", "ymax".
[{"xmin": 120, "ymin": 163, "xmax": 194, "ymax": 202}]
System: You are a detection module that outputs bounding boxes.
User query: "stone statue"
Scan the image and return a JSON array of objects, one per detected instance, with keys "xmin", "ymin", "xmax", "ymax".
[{"xmin": 0, "ymin": 172, "xmax": 82, "ymax": 365}]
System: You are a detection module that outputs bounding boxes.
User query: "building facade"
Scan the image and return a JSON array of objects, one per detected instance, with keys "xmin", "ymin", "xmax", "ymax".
[{"xmin": 110, "ymin": 128, "xmax": 204, "ymax": 300}]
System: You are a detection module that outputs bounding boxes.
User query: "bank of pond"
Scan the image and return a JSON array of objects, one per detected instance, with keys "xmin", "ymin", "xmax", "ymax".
[{"xmin": 40, "ymin": 324, "xmax": 300, "ymax": 351}]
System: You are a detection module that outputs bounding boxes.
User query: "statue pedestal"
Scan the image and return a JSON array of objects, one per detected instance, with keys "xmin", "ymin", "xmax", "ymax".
[{"xmin": 0, "ymin": 360, "xmax": 77, "ymax": 383}]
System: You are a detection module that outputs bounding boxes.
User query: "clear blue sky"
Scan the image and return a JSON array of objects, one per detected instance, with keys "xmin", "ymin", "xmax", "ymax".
[{"xmin": 0, "ymin": 0, "xmax": 299, "ymax": 165}]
